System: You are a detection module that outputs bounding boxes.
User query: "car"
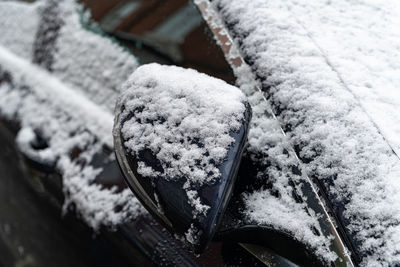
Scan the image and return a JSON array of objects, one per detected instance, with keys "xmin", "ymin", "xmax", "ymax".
[{"xmin": 1, "ymin": 0, "xmax": 399, "ymax": 266}]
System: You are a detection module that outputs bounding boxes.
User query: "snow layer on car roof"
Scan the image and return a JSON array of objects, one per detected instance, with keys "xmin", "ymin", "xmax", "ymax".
[
  {"xmin": 0, "ymin": 0, "xmax": 144, "ymax": 229},
  {"xmin": 214, "ymin": 0, "xmax": 400, "ymax": 265}
]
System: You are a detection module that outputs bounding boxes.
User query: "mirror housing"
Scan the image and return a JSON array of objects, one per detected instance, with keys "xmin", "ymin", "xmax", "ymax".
[{"xmin": 113, "ymin": 63, "xmax": 251, "ymax": 252}]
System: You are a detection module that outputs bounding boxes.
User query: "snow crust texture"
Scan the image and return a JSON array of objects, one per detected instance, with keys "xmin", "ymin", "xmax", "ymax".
[
  {"xmin": 214, "ymin": 0, "xmax": 400, "ymax": 265},
  {"xmin": 0, "ymin": 0, "xmax": 143, "ymax": 230},
  {"xmin": 118, "ymin": 63, "xmax": 246, "ymax": 187}
]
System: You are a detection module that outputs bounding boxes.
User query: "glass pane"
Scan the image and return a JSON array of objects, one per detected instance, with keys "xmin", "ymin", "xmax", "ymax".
[{"xmin": 79, "ymin": 0, "xmax": 236, "ymax": 84}]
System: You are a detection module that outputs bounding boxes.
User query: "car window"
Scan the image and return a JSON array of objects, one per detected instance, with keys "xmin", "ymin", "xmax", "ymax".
[{"xmin": 79, "ymin": 0, "xmax": 236, "ymax": 84}]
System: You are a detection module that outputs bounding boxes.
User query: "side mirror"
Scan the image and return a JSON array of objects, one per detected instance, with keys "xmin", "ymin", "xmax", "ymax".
[{"xmin": 113, "ymin": 63, "xmax": 251, "ymax": 252}]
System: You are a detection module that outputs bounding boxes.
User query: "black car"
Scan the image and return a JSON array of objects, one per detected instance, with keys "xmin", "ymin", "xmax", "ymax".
[{"xmin": 2, "ymin": 0, "xmax": 399, "ymax": 266}]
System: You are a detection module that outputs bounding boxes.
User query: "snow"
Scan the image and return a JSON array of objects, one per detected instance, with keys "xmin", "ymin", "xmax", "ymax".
[
  {"xmin": 50, "ymin": 0, "xmax": 139, "ymax": 111},
  {"xmin": 0, "ymin": 1, "xmax": 40, "ymax": 60},
  {"xmin": 1, "ymin": 0, "xmax": 138, "ymax": 112},
  {"xmin": 196, "ymin": 1, "xmax": 339, "ymax": 261},
  {"xmin": 214, "ymin": 0, "xmax": 400, "ymax": 265},
  {"xmin": 16, "ymin": 127, "xmax": 55, "ymax": 166},
  {"xmin": 3, "ymin": 0, "xmax": 399, "ymax": 263},
  {"xmin": 0, "ymin": 45, "xmax": 145, "ymax": 229},
  {"xmin": 117, "ymin": 63, "xmax": 247, "ymax": 217},
  {"xmin": 236, "ymin": 66, "xmax": 338, "ymax": 262},
  {"xmin": 118, "ymin": 63, "xmax": 246, "ymax": 186},
  {"xmin": 186, "ymin": 190, "xmax": 210, "ymax": 217},
  {"xmin": 243, "ymin": 190, "xmax": 335, "ymax": 259},
  {"xmin": 0, "ymin": 0, "xmax": 144, "ymax": 230},
  {"xmin": 185, "ymin": 223, "xmax": 201, "ymax": 245},
  {"xmin": 284, "ymin": 1, "xmax": 400, "ymax": 157}
]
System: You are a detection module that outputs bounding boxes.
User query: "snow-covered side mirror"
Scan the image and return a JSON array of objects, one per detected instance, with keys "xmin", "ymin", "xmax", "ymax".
[{"xmin": 113, "ymin": 63, "xmax": 251, "ymax": 252}]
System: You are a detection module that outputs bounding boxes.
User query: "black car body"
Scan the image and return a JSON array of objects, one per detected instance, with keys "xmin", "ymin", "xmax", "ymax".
[{"xmin": 1, "ymin": 0, "xmax": 399, "ymax": 266}]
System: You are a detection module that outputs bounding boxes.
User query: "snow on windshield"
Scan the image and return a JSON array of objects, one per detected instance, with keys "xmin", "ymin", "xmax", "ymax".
[
  {"xmin": 0, "ymin": 0, "xmax": 144, "ymax": 230},
  {"xmin": 214, "ymin": 0, "xmax": 400, "ymax": 265},
  {"xmin": 117, "ymin": 63, "xmax": 246, "ymax": 214}
]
